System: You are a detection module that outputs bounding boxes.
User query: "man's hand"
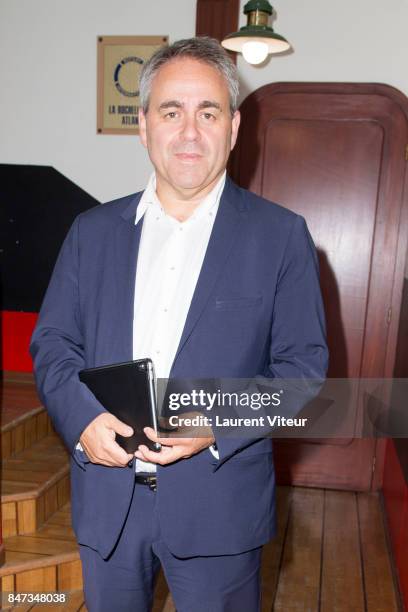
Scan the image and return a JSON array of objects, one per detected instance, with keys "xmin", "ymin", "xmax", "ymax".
[
  {"xmin": 134, "ymin": 426, "xmax": 215, "ymax": 466},
  {"xmin": 79, "ymin": 413, "xmax": 134, "ymax": 467}
]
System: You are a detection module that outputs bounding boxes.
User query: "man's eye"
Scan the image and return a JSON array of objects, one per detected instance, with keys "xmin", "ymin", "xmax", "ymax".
[
  {"xmin": 165, "ymin": 111, "xmax": 178, "ymax": 119},
  {"xmin": 202, "ymin": 112, "xmax": 215, "ymax": 120}
]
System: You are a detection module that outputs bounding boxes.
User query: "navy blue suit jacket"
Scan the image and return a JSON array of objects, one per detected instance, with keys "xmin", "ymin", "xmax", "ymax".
[{"xmin": 30, "ymin": 177, "xmax": 328, "ymax": 559}]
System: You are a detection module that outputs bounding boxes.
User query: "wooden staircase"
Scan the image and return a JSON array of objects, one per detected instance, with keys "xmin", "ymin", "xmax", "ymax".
[{"xmin": 0, "ymin": 373, "xmax": 85, "ymax": 610}]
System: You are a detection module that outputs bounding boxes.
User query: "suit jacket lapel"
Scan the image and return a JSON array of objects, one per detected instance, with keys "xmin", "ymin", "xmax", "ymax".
[
  {"xmin": 113, "ymin": 193, "xmax": 144, "ymax": 361},
  {"xmin": 171, "ymin": 178, "xmax": 246, "ymax": 371}
]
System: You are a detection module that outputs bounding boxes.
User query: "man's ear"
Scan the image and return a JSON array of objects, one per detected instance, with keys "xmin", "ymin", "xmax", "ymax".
[
  {"xmin": 230, "ymin": 110, "xmax": 241, "ymax": 151},
  {"xmin": 139, "ymin": 108, "xmax": 147, "ymax": 148}
]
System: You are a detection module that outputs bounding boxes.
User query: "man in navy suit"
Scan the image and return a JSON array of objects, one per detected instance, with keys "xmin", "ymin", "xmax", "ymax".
[{"xmin": 30, "ymin": 37, "xmax": 328, "ymax": 611}]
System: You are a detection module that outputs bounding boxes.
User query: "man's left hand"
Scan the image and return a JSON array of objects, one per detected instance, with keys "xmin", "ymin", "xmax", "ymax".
[{"xmin": 134, "ymin": 427, "xmax": 215, "ymax": 465}]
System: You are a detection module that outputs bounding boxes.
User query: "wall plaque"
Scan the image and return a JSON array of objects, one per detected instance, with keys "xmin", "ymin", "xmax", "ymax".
[{"xmin": 97, "ymin": 35, "xmax": 168, "ymax": 135}]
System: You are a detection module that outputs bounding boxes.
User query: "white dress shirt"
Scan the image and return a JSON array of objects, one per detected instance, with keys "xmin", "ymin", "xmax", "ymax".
[
  {"xmin": 133, "ymin": 171, "xmax": 225, "ymax": 472},
  {"xmin": 76, "ymin": 173, "xmax": 224, "ymax": 467}
]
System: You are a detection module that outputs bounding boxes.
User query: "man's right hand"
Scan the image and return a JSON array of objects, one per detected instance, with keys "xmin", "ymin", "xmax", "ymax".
[{"xmin": 79, "ymin": 413, "xmax": 134, "ymax": 467}]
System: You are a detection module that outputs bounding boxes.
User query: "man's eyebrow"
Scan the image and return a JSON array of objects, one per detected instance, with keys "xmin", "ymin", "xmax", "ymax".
[
  {"xmin": 157, "ymin": 100, "xmax": 222, "ymax": 111},
  {"xmin": 158, "ymin": 100, "xmax": 183, "ymax": 111},
  {"xmin": 197, "ymin": 100, "xmax": 222, "ymax": 111}
]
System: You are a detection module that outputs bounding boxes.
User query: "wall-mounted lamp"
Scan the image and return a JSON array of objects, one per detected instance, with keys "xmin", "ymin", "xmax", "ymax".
[{"xmin": 221, "ymin": 0, "xmax": 291, "ymax": 65}]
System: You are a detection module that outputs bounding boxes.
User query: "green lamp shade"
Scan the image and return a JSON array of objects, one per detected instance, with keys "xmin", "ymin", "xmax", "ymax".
[
  {"xmin": 221, "ymin": 0, "xmax": 291, "ymax": 60},
  {"xmin": 222, "ymin": 27, "xmax": 290, "ymax": 54}
]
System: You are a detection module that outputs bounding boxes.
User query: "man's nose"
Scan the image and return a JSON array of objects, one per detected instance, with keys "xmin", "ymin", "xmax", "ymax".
[{"xmin": 180, "ymin": 115, "xmax": 200, "ymax": 141}]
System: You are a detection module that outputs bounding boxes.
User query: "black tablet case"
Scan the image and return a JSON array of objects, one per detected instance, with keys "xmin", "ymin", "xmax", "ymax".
[{"xmin": 79, "ymin": 359, "xmax": 158, "ymax": 453}]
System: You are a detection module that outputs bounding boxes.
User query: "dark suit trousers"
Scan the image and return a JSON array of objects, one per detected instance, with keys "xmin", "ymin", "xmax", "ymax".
[{"xmin": 79, "ymin": 475, "xmax": 262, "ymax": 612}]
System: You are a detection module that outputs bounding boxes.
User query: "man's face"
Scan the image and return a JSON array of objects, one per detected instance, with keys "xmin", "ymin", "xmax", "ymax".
[{"xmin": 139, "ymin": 58, "xmax": 240, "ymax": 198}]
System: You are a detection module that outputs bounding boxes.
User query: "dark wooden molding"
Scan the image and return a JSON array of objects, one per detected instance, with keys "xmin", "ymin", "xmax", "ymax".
[
  {"xmin": 196, "ymin": 0, "xmax": 240, "ymax": 62},
  {"xmin": 391, "ymin": 275, "xmax": 408, "ymax": 486}
]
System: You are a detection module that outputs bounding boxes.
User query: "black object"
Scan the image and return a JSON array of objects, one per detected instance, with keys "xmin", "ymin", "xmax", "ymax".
[
  {"xmin": 79, "ymin": 358, "xmax": 161, "ymax": 453},
  {"xmin": 135, "ymin": 474, "xmax": 157, "ymax": 491},
  {"xmin": 0, "ymin": 164, "xmax": 99, "ymax": 312}
]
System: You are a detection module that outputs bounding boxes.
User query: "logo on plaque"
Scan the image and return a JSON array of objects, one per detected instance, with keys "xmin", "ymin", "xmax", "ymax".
[{"xmin": 113, "ymin": 56, "xmax": 144, "ymax": 98}]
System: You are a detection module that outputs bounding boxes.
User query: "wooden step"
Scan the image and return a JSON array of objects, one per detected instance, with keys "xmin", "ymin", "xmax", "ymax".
[
  {"xmin": 0, "ymin": 502, "xmax": 82, "ymax": 596},
  {"xmin": 1, "ymin": 409, "xmax": 53, "ymax": 462},
  {"xmin": 1, "ymin": 434, "xmax": 70, "ymax": 537},
  {"xmin": 1, "ymin": 373, "xmax": 52, "ymax": 461}
]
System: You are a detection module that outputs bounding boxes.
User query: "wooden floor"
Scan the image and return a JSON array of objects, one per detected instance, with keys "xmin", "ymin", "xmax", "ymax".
[{"xmin": 260, "ymin": 487, "xmax": 400, "ymax": 612}]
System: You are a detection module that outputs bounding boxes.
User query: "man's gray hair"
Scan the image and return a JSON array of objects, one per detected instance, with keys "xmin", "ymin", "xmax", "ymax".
[{"xmin": 139, "ymin": 37, "xmax": 239, "ymax": 115}]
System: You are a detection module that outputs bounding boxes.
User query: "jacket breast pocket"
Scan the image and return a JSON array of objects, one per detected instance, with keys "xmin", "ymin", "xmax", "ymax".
[{"xmin": 215, "ymin": 295, "xmax": 263, "ymax": 311}]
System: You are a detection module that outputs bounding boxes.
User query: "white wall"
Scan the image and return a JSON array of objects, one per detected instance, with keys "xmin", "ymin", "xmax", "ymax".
[{"xmin": 0, "ymin": 0, "xmax": 407, "ymax": 203}]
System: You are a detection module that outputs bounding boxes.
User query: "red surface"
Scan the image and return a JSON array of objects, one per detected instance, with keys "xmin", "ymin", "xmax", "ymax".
[
  {"xmin": 396, "ymin": 502, "xmax": 408, "ymax": 609},
  {"xmin": 1, "ymin": 311, "xmax": 37, "ymax": 372},
  {"xmin": 383, "ymin": 439, "xmax": 408, "ymax": 607}
]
